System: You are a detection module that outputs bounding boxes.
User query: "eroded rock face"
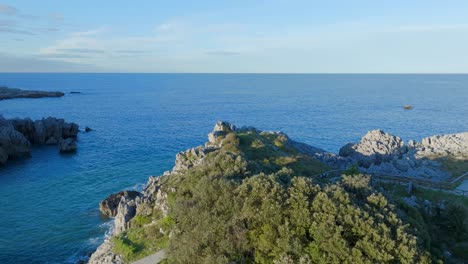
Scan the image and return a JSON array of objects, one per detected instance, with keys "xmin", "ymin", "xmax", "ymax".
[
  {"xmin": 418, "ymin": 133, "xmax": 468, "ymax": 158},
  {"xmin": 208, "ymin": 121, "xmax": 236, "ymax": 144},
  {"xmin": 99, "ymin": 191, "xmax": 141, "ymax": 217},
  {"xmin": 0, "ymin": 115, "xmax": 79, "ymax": 166},
  {"xmin": 114, "ymin": 197, "xmax": 138, "ymax": 235},
  {"xmin": 339, "ymin": 129, "xmax": 406, "ymax": 168},
  {"xmin": 338, "ymin": 130, "xmax": 468, "ymax": 180},
  {"xmin": 87, "ymin": 238, "xmax": 123, "ymax": 264}
]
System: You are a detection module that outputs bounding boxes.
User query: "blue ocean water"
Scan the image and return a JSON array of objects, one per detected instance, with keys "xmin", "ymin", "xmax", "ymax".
[{"xmin": 0, "ymin": 73, "xmax": 467, "ymax": 263}]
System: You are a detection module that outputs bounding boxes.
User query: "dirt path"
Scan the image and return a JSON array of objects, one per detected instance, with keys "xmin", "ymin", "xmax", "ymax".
[{"xmin": 131, "ymin": 250, "xmax": 165, "ymax": 264}]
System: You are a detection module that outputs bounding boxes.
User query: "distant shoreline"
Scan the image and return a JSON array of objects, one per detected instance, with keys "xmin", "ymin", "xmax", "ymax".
[{"xmin": 0, "ymin": 86, "xmax": 64, "ymax": 100}]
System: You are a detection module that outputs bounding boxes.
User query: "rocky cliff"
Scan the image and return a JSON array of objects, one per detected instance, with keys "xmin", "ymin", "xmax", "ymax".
[
  {"xmin": 88, "ymin": 121, "xmax": 467, "ymax": 263},
  {"xmin": 339, "ymin": 129, "xmax": 467, "ymax": 180},
  {"xmin": 0, "ymin": 115, "xmax": 79, "ymax": 166}
]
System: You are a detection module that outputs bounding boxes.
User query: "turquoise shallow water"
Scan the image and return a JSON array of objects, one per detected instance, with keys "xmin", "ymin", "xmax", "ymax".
[{"xmin": 0, "ymin": 74, "xmax": 467, "ymax": 263}]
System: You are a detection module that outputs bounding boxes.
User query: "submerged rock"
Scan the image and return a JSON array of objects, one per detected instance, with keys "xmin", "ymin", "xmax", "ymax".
[{"xmin": 59, "ymin": 138, "xmax": 77, "ymax": 153}]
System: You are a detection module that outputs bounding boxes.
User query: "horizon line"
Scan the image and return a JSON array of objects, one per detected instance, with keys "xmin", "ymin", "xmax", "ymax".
[{"xmin": 1, "ymin": 72, "xmax": 468, "ymax": 75}]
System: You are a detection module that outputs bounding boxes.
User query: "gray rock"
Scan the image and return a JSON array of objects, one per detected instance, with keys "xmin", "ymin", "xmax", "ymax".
[
  {"xmin": 0, "ymin": 147, "xmax": 8, "ymax": 165},
  {"xmin": 339, "ymin": 129, "xmax": 406, "ymax": 168},
  {"xmin": 87, "ymin": 238, "xmax": 123, "ymax": 264},
  {"xmin": 59, "ymin": 138, "xmax": 77, "ymax": 153},
  {"xmin": 208, "ymin": 121, "xmax": 236, "ymax": 144},
  {"xmin": 407, "ymin": 182, "xmax": 413, "ymax": 194},
  {"xmin": 114, "ymin": 197, "xmax": 137, "ymax": 235},
  {"xmin": 99, "ymin": 191, "xmax": 141, "ymax": 217},
  {"xmin": 0, "ymin": 123, "xmax": 31, "ymax": 159}
]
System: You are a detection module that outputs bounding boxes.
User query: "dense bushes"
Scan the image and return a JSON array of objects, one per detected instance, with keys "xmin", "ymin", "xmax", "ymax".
[
  {"xmin": 159, "ymin": 132, "xmax": 432, "ymax": 263},
  {"xmin": 118, "ymin": 131, "xmax": 468, "ymax": 263}
]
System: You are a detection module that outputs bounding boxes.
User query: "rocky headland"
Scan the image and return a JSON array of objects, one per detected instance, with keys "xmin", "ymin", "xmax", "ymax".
[
  {"xmin": 89, "ymin": 121, "xmax": 467, "ymax": 264},
  {"xmin": 0, "ymin": 115, "xmax": 79, "ymax": 166},
  {"xmin": 0, "ymin": 86, "xmax": 64, "ymax": 100}
]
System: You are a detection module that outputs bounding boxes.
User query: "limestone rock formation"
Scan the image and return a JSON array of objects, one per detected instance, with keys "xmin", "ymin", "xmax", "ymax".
[
  {"xmin": 87, "ymin": 238, "xmax": 123, "ymax": 264},
  {"xmin": 417, "ymin": 133, "xmax": 468, "ymax": 158},
  {"xmin": 338, "ymin": 130, "xmax": 467, "ymax": 180},
  {"xmin": 99, "ymin": 191, "xmax": 141, "ymax": 217},
  {"xmin": 114, "ymin": 197, "xmax": 138, "ymax": 235},
  {"xmin": 339, "ymin": 129, "xmax": 406, "ymax": 167},
  {"xmin": 208, "ymin": 121, "xmax": 236, "ymax": 144},
  {"xmin": 0, "ymin": 115, "xmax": 79, "ymax": 166}
]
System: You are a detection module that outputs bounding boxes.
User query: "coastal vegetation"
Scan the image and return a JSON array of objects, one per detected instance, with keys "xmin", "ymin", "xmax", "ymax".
[{"xmin": 109, "ymin": 128, "xmax": 468, "ymax": 263}]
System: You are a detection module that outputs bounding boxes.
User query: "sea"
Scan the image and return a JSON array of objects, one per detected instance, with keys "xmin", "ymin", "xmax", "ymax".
[{"xmin": 0, "ymin": 73, "xmax": 467, "ymax": 263}]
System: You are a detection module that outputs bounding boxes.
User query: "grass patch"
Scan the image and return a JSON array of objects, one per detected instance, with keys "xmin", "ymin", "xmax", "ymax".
[
  {"xmin": 130, "ymin": 215, "xmax": 152, "ymax": 228},
  {"xmin": 425, "ymin": 156, "xmax": 468, "ymax": 178},
  {"xmin": 236, "ymin": 131, "xmax": 330, "ymax": 177},
  {"xmin": 112, "ymin": 224, "xmax": 169, "ymax": 262}
]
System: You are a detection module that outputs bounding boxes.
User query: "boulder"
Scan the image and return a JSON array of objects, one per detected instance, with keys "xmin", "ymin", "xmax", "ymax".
[
  {"xmin": 85, "ymin": 126, "xmax": 93, "ymax": 132},
  {"xmin": 59, "ymin": 138, "xmax": 77, "ymax": 153},
  {"xmin": 99, "ymin": 190, "xmax": 141, "ymax": 217}
]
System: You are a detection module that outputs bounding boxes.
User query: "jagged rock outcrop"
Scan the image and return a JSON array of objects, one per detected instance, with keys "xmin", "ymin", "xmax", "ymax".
[
  {"xmin": 208, "ymin": 121, "xmax": 236, "ymax": 144},
  {"xmin": 0, "ymin": 86, "xmax": 64, "ymax": 100},
  {"xmin": 99, "ymin": 191, "xmax": 141, "ymax": 217},
  {"xmin": 114, "ymin": 197, "xmax": 138, "ymax": 235},
  {"xmin": 417, "ymin": 133, "xmax": 468, "ymax": 158},
  {"xmin": 88, "ymin": 121, "xmax": 468, "ymax": 263},
  {"xmin": 339, "ymin": 129, "xmax": 406, "ymax": 168},
  {"xmin": 0, "ymin": 115, "xmax": 79, "ymax": 166},
  {"xmin": 0, "ymin": 118, "xmax": 31, "ymax": 163},
  {"xmin": 339, "ymin": 130, "xmax": 468, "ymax": 180},
  {"xmin": 87, "ymin": 239, "xmax": 123, "ymax": 264}
]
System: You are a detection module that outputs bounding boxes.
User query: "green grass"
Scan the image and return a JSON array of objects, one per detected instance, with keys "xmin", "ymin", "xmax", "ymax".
[
  {"xmin": 236, "ymin": 131, "xmax": 330, "ymax": 177},
  {"xmin": 131, "ymin": 215, "xmax": 152, "ymax": 228},
  {"xmin": 112, "ymin": 224, "xmax": 169, "ymax": 262}
]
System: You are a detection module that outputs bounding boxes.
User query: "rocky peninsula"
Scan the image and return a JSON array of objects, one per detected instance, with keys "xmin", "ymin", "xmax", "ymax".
[
  {"xmin": 0, "ymin": 86, "xmax": 64, "ymax": 100},
  {"xmin": 89, "ymin": 121, "xmax": 467, "ymax": 264},
  {"xmin": 0, "ymin": 115, "xmax": 79, "ymax": 166}
]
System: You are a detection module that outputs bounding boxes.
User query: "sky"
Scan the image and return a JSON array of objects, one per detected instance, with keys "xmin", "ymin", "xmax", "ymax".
[{"xmin": 1, "ymin": 0, "xmax": 468, "ymax": 73}]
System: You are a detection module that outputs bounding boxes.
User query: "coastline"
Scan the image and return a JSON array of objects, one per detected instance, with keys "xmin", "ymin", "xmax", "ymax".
[{"xmin": 88, "ymin": 121, "xmax": 468, "ymax": 263}]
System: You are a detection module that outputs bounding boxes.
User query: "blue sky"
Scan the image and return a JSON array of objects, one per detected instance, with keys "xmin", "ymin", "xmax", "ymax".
[{"xmin": 1, "ymin": 0, "xmax": 468, "ymax": 72}]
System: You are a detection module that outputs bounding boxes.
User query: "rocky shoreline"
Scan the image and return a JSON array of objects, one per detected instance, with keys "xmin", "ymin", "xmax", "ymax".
[
  {"xmin": 0, "ymin": 115, "xmax": 79, "ymax": 166},
  {"xmin": 88, "ymin": 121, "xmax": 467, "ymax": 264},
  {"xmin": 0, "ymin": 86, "xmax": 64, "ymax": 100}
]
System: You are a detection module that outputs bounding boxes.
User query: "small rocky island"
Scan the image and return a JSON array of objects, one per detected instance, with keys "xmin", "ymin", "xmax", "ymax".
[
  {"xmin": 0, "ymin": 86, "xmax": 64, "ymax": 100},
  {"xmin": 0, "ymin": 115, "xmax": 79, "ymax": 166},
  {"xmin": 89, "ymin": 121, "xmax": 467, "ymax": 264}
]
